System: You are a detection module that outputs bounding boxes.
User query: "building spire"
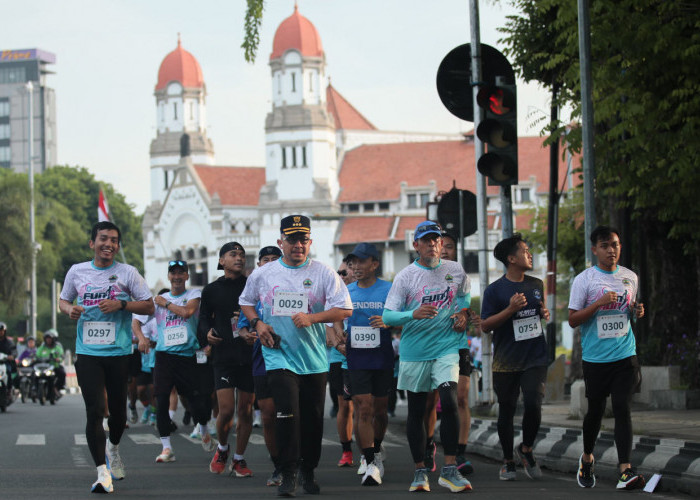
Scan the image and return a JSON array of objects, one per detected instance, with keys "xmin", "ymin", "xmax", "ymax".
[{"xmin": 177, "ymin": 32, "xmax": 181, "ymax": 48}]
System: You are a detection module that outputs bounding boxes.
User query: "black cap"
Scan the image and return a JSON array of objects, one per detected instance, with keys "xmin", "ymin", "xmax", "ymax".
[
  {"xmin": 347, "ymin": 242, "xmax": 379, "ymax": 260},
  {"xmin": 280, "ymin": 215, "xmax": 311, "ymax": 236},
  {"xmin": 167, "ymin": 260, "xmax": 188, "ymax": 272},
  {"xmin": 258, "ymin": 246, "xmax": 282, "ymax": 260},
  {"xmin": 217, "ymin": 242, "xmax": 244, "ymax": 270}
]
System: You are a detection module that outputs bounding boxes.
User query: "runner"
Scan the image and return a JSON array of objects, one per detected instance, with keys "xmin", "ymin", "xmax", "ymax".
[
  {"xmin": 131, "ymin": 304, "xmax": 161, "ymax": 425},
  {"xmin": 239, "ymin": 215, "xmax": 352, "ymax": 496},
  {"xmin": 382, "ymin": 221, "xmax": 474, "ymax": 493},
  {"xmin": 440, "ymin": 231, "xmax": 477, "ymax": 474},
  {"xmin": 341, "ymin": 243, "xmax": 393, "ymax": 486},
  {"xmin": 568, "ymin": 226, "xmax": 646, "ymax": 490},
  {"xmin": 59, "ymin": 221, "xmax": 153, "ymax": 494},
  {"xmin": 237, "ymin": 245, "xmax": 284, "ymax": 487},
  {"xmin": 198, "ymin": 242, "xmax": 255, "ymax": 477},
  {"xmin": 480, "ymin": 234, "xmax": 549, "ymax": 481}
]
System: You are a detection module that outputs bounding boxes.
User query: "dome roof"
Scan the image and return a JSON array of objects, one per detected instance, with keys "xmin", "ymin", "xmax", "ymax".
[
  {"xmin": 156, "ymin": 36, "xmax": 204, "ymax": 91},
  {"xmin": 270, "ymin": 5, "xmax": 323, "ymax": 60}
]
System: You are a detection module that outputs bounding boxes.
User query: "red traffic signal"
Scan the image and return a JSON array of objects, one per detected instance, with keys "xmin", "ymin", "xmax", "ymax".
[{"xmin": 476, "ymin": 83, "xmax": 518, "ymax": 186}]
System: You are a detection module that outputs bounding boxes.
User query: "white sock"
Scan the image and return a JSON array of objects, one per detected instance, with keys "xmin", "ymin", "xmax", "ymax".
[
  {"xmin": 234, "ymin": 453, "xmax": 244, "ymax": 461},
  {"xmin": 160, "ymin": 436, "xmax": 171, "ymax": 450},
  {"xmin": 168, "ymin": 410, "xmax": 175, "ymax": 420},
  {"xmin": 200, "ymin": 423, "xmax": 209, "ymax": 436},
  {"xmin": 106, "ymin": 439, "xmax": 118, "ymax": 451},
  {"xmin": 97, "ymin": 464, "xmax": 109, "ymax": 476},
  {"xmin": 254, "ymin": 409, "xmax": 261, "ymax": 418},
  {"xmin": 218, "ymin": 443, "xmax": 229, "ymax": 452}
]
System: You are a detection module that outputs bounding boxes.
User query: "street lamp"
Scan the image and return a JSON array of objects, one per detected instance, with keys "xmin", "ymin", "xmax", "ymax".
[{"xmin": 26, "ymin": 81, "xmax": 37, "ymax": 339}]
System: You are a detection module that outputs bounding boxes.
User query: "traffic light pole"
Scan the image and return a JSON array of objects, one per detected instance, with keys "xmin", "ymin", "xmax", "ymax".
[{"xmin": 470, "ymin": 0, "xmax": 493, "ymax": 405}]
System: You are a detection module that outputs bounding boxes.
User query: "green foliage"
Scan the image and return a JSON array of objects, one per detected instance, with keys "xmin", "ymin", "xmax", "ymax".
[
  {"xmin": 0, "ymin": 170, "xmax": 32, "ymax": 311},
  {"xmin": 242, "ymin": 0, "xmax": 266, "ymax": 63}
]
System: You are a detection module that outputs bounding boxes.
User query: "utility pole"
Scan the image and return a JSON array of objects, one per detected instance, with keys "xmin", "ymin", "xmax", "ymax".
[{"xmin": 26, "ymin": 81, "xmax": 37, "ymax": 340}]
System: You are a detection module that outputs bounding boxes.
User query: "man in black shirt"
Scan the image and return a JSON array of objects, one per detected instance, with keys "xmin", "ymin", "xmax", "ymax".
[{"xmin": 198, "ymin": 242, "xmax": 255, "ymax": 477}]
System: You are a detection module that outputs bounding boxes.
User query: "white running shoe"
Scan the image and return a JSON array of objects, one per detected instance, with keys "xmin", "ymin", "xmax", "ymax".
[
  {"xmin": 362, "ymin": 463, "xmax": 382, "ymax": 486},
  {"xmin": 253, "ymin": 409, "xmax": 262, "ymax": 428},
  {"xmin": 190, "ymin": 429, "xmax": 202, "ymax": 439},
  {"xmin": 105, "ymin": 441, "xmax": 125, "ymax": 480},
  {"xmin": 155, "ymin": 448, "xmax": 176, "ymax": 463},
  {"xmin": 357, "ymin": 455, "xmax": 367, "ymax": 475},
  {"xmin": 373, "ymin": 453, "xmax": 385, "ymax": 478},
  {"xmin": 91, "ymin": 465, "xmax": 113, "ymax": 493},
  {"xmin": 201, "ymin": 433, "xmax": 217, "ymax": 452}
]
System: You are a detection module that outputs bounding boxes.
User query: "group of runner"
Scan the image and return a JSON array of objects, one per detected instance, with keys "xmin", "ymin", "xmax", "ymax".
[{"xmin": 60, "ymin": 217, "xmax": 646, "ymax": 494}]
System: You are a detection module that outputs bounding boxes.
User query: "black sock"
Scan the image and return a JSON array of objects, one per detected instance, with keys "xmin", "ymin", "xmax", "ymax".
[
  {"xmin": 425, "ymin": 435, "xmax": 434, "ymax": 450},
  {"xmin": 341, "ymin": 440, "xmax": 352, "ymax": 452},
  {"xmin": 363, "ymin": 447, "xmax": 375, "ymax": 465},
  {"xmin": 457, "ymin": 443, "xmax": 466, "ymax": 455},
  {"xmin": 373, "ymin": 438, "xmax": 383, "ymax": 454}
]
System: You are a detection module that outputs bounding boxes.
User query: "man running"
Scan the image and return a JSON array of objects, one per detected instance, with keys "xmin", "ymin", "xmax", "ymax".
[
  {"xmin": 198, "ymin": 242, "xmax": 255, "ymax": 477},
  {"xmin": 59, "ymin": 221, "xmax": 153, "ymax": 494},
  {"xmin": 382, "ymin": 221, "xmax": 474, "ymax": 493},
  {"xmin": 568, "ymin": 226, "xmax": 645, "ymax": 490},
  {"xmin": 480, "ymin": 234, "xmax": 550, "ymax": 481},
  {"xmin": 240, "ymin": 215, "xmax": 352, "ymax": 496},
  {"xmin": 340, "ymin": 243, "xmax": 393, "ymax": 486}
]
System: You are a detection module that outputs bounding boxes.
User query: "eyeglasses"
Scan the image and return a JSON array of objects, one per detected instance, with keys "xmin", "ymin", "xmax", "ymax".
[
  {"xmin": 337, "ymin": 270, "xmax": 348, "ymax": 277},
  {"xmin": 415, "ymin": 223, "xmax": 442, "ymax": 238},
  {"xmin": 283, "ymin": 235, "xmax": 311, "ymax": 245},
  {"xmin": 168, "ymin": 260, "xmax": 188, "ymax": 268}
]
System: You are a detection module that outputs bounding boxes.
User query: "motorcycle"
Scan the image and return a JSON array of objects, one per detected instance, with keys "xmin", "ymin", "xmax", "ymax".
[
  {"xmin": 33, "ymin": 359, "xmax": 58, "ymax": 405},
  {"xmin": 0, "ymin": 352, "xmax": 16, "ymax": 412},
  {"xmin": 17, "ymin": 357, "xmax": 37, "ymax": 403}
]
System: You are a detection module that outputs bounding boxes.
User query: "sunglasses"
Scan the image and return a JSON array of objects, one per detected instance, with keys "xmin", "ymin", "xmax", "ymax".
[
  {"xmin": 168, "ymin": 260, "xmax": 188, "ymax": 268},
  {"xmin": 337, "ymin": 270, "xmax": 348, "ymax": 277},
  {"xmin": 415, "ymin": 223, "xmax": 442, "ymax": 237},
  {"xmin": 283, "ymin": 235, "xmax": 311, "ymax": 244}
]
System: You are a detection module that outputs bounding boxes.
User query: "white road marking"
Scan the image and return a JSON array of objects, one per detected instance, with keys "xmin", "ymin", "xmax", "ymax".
[
  {"xmin": 16, "ymin": 434, "xmax": 45, "ymax": 445},
  {"xmin": 74, "ymin": 434, "xmax": 87, "ymax": 445},
  {"xmin": 71, "ymin": 446, "xmax": 91, "ymax": 468},
  {"xmin": 128, "ymin": 433, "xmax": 162, "ymax": 445}
]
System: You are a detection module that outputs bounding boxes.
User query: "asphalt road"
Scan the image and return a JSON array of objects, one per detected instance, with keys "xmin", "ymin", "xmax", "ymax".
[{"xmin": 0, "ymin": 394, "xmax": 690, "ymax": 499}]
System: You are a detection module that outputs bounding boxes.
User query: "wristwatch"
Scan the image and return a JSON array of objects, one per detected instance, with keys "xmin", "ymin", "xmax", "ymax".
[
  {"xmin": 120, "ymin": 300, "xmax": 127, "ymax": 310},
  {"xmin": 165, "ymin": 301, "xmax": 172, "ymax": 309},
  {"xmin": 250, "ymin": 317, "xmax": 260, "ymax": 330}
]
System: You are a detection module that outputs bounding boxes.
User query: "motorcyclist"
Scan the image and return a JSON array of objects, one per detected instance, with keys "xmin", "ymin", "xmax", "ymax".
[
  {"xmin": 18, "ymin": 337, "xmax": 37, "ymax": 362},
  {"xmin": 36, "ymin": 329, "xmax": 66, "ymax": 392},
  {"xmin": 0, "ymin": 322, "xmax": 18, "ymax": 387}
]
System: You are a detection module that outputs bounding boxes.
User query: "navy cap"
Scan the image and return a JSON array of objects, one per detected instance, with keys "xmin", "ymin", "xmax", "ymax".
[
  {"xmin": 414, "ymin": 221, "xmax": 442, "ymax": 241},
  {"xmin": 280, "ymin": 215, "xmax": 311, "ymax": 236},
  {"xmin": 167, "ymin": 260, "xmax": 188, "ymax": 272},
  {"xmin": 217, "ymin": 241, "xmax": 244, "ymax": 270},
  {"xmin": 347, "ymin": 242, "xmax": 379, "ymax": 260},
  {"xmin": 258, "ymin": 246, "xmax": 282, "ymax": 260}
]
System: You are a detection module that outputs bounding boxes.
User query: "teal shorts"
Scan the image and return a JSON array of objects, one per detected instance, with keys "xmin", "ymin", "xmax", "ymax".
[{"xmin": 397, "ymin": 353, "xmax": 459, "ymax": 393}]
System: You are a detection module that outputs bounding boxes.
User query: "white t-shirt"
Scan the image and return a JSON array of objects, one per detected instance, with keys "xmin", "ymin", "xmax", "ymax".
[{"xmin": 154, "ymin": 289, "xmax": 201, "ymax": 356}]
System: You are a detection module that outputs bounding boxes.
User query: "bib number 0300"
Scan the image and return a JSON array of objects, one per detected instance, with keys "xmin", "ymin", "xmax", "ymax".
[{"xmin": 597, "ymin": 313, "xmax": 628, "ymax": 339}]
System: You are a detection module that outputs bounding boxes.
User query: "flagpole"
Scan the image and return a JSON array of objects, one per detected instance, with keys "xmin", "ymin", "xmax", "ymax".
[{"xmin": 98, "ymin": 187, "xmax": 128, "ymax": 265}]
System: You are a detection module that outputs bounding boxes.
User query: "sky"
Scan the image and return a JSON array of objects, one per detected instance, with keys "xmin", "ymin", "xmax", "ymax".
[{"xmin": 6, "ymin": 0, "xmax": 556, "ymax": 213}]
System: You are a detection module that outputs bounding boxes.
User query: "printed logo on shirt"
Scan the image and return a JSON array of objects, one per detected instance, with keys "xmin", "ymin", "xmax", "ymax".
[
  {"xmin": 445, "ymin": 274, "xmax": 454, "ymax": 283},
  {"xmin": 81, "ymin": 284, "xmax": 123, "ymax": 306},
  {"xmin": 420, "ymin": 286, "xmax": 454, "ymax": 309},
  {"xmin": 109, "ymin": 275, "xmax": 118, "ymax": 282},
  {"xmin": 533, "ymin": 289, "xmax": 542, "ymax": 300},
  {"xmin": 622, "ymin": 278, "xmax": 632, "ymax": 286},
  {"xmin": 598, "ymin": 287, "xmax": 630, "ymax": 312},
  {"xmin": 303, "ymin": 279, "xmax": 312, "ymax": 288}
]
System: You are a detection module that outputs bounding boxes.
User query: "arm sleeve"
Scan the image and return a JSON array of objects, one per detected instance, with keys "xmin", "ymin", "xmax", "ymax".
[{"xmin": 382, "ymin": 308, "xmax": 415, "ymax": 327}]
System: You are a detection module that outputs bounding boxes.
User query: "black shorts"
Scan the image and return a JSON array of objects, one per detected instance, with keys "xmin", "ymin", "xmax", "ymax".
[
  {"xmin": 348, "ymin": 368, "xmax": 392, "ymax": 398},
  {"xmin": 153, "ymin": 351, "xmax": 197, "ymax": 397},
  {"xmin": 128, "ymin": 349, "xmax": 142, "ymax": 378},
  {"xmin": 582, "ymin": 355, "xmax": 641, "ymax": 401},
  {"xmin": 459, "ymin": 348, "xmax": 473, "ymax": 377},
  {"xmin": 493, "ymin": 366, "xmax": 547, "ymax": 407},
  {"xmin": 213, "ymin": 363, "xmax": 254, "ymax": 393},
  {"xmin": 254, "ymin": 374, "xmax": 273, "ymax": 400},
  {"xmin": 136, "ymin": 370, "xmax": 153, "ymax": 386},
  {"xmin": 328, "ymin": 362, "xmax": 351, "ymax": 400}
]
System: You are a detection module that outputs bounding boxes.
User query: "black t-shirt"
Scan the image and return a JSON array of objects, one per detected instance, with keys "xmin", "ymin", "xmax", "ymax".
[
  {"xmin": 0, "ymin": 336, "xmax": 16, "ymax": 357},
  {"xmin": 197, "ymin": 275, "xmax": 252, "ymax": 367},
  {"xmin": 481, "ymin": 275, "xmax": 548, "ymax": 372}
]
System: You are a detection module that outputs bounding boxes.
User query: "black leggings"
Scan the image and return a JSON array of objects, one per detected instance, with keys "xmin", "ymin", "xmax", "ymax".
[
  {"xmin": 406, "ymin": 382, "xmax": 460, "ymax": 463},
  {"xmin": 493, "ymin": 366, "xmax": 547, "ymax": 460},
  {"xmin": 75, "ymin": 354, "xmax": 129, "ymax": 466},
  {"xmin": 268, "ymin": 369, "xmax": 326, "ymax": 474}
]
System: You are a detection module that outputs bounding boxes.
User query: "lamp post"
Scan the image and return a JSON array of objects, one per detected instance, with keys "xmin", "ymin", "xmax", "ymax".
[{"xmin": 26, "ymin": 81, "xmax": 38, "ymax": 339}]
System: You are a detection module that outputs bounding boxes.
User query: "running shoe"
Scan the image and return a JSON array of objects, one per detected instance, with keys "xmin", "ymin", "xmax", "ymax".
[
  {"xmin": 208, "ymin": 423, "xmax": 217, "ymax": 437},
  {"xmin": 361, "ymin": 463, "xmax": 382, "ymax": 486},
  {"xmin": 424, "ymin": 441, "xmax": 437, "ymax": 472},
  {"xmin": 577, "ymin": 454, "xmax": 596, "ymax": 488},
  {"xmin": 105, "ymin": 441, "xmax": 125, "ymax": 480},
  {"xmin": 298, "ymin": 467, "xmax": 320, "ymax": 494},
  {"xmin": 373, "ymin": 452, "xmax": 385, "ymax": 478},
  {"xmin": 190, "ymin": 429, "xmax": 202, "ymax": 439},
  {"xmin": 129, "ymin": 406, "xmax": 138, "ymax": 424},
  {"xmin": 617, "ymin": 467, "xmax": 645, "ymax": 490},
  {"xmin": 140, "ymin": 407, "xmax": 150, "ymax": 424},
  {"xmin": 201, "ymin": 433, "xmax": 217, "ymax": 452},
  {"xmin": 514, "ymin": 443, "xmax": 542, "ymax": 479},
  {"xmin": 337, "ymin": 451, "xmax": 353, "ymax": 467},
  {"xmin": 230, "ymin": 458, "xmax": 253, "ymax": 477},
  {"xmin": 456, "ymin": 454, "xmax": 474, "ymax": 474},
  {"xmin": 438, "ymin": 464, "xmax": 472, "ymax": 492},
  {"xmin": 91, "ymin": 466, "xmax": 114, "ymax": 494},
  {"xmin": 278, "ymin": 471, "xmax": 297, "ymax": 497},
  {"xmin": 182, "ymin": 410, "xmax": 191, "ymax": 426},
  {"xmin": 209, "ymin": 447, "xmax": 229, "ymax": 474},
  {"xmin": 149, "ymin": 413, "xmax": 157, "ymax": 426},
  {"xmin": 267, "ymin": 467, "xmax": 283, "ymax": 487},
  {"xmin": 357, "ymin": 455, "xmax": 367, "ymax": 475},
  {"xmin": 253, "ymin": 409, "xmax": 262, "ymax": 428},
  {"xmin": 499, "ymin": 461, "xmax": 516, "ymax": 481},
  {"xmin": 155, "ymin": 448, "xmax": 176, "ymax": 463},
  {"xmin": 409, "ymin": 467, "xmax": 430, "ymax": 492}
]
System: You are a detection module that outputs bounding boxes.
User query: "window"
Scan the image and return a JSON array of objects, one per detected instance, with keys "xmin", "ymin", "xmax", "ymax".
[
  {"xmin": 407, "ymin": 194, "xmax": 418, "ymax": 209},
  {"xmin": 420, "ymin": 193, "xmax": 430, "ymax": 207},
  {"xmin": 309, "ymin": 72, "xmax": 313, "ymax": 91},
  {"xmin": 0, "ymin": 124, "xmax": 9, "ymax": 139},
  {"xmin": 173, "ymin": 102, "xmax": 178, "ymax": 120},
  {"xmin": 282, "ymin": 146, "xmax": 287, "ymax": 168},
  {"xmin": 301, "ymin": 146, "xmax": 307, "ymax": 167},
  {"xmin": 190, "ymin": 102, "xmax": 194, "ymax": 120},
  {"xmin": 291, "ymin": 73, "xmax": 296, "ymax": 92},
  {"xmin": 363, "ymin": 203, "xmax": 374, "ymax": 212},
  {"xmin": 0, "ymin": 100, "xmax": 9, "ymax": 117},
  {"xmin": 378, "ymin": 202, "xmax": 390, "ymax": 211},
  {"xmin": 348, "ymin": 203, "xmax": 359, "ymax": 213},
  {"xmin": 163, "ymin": 170, "xmax": 168, "ymax": 190},
  {"xmin": 520, "ymin": 188, "xmax": 531, "ymax": 203},
  {"xmin": 277, "ymin": 74, "xmax": 281, "ymax": 94},
  {"xmin": 292, "ymin": 147, "xmax": 297, "ymax": 167},
  {"xmin": 0, "ymin": 146, "xmax": 9, "ymax": 162},
  {"xmin": 0, "ymin": 67, "xmax": 26, "ymax": 84}
]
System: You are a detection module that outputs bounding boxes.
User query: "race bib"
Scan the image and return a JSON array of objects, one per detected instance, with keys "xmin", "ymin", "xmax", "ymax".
[
  {"xmin": 351, "ymin": 326, "xmax": 380, "ymax": 349},
  {"xmin": 272, "ymin": 291, "xmax": 308, "ymax": 316},
  {"xmin": 513, "ymin": 315, "xmax": 543, "ymax": 342},
  {"xmin": 164, "ymin": 325, "xmax": 187, "ymax": 347},
  {"xmin": 195, "ymin": 349, "xmax": 207, "ymax": 364},
  {"xmin": 231, "ymin": 315, "xmax": 240, "ymax": 338},
  {"xmin": 597, "ymin": 313, "xmax": 628, "ymax": 339},
  {"xmin": 83, "ymin": 321, "xmax": 116, "ymax": 345}
]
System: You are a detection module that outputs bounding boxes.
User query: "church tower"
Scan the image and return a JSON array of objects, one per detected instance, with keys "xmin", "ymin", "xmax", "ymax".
[
  {"xmin": 150, "ymin": 36, "xmax": 214, "ymax": 204},
  {"xmin": 259, "ymin": 6, "xmax": 339, "ymax": 262}
]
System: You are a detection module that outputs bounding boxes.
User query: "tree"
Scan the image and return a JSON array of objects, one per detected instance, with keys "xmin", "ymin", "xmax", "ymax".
[
  {"xmin": 0, "ymin": 170, "xmax": 32, "ymax": 311},
  {"xmin": 242, "ymin": 0, "xmax": 266, "ymax": 63}
]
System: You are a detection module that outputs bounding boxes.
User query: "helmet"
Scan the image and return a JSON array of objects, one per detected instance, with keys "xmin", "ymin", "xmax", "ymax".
[
  {"xmin": 0, "ymin": 322, "xmax": 6, "ymax": 330},
  {"xmin": 44, "ymin": 328, "xmax": 58, "ymax": 339}
]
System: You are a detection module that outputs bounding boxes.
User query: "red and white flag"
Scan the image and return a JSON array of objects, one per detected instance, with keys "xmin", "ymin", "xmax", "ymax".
[{"xmin": 98, "ymin": 189, "xmax": 110, "ymax": 222}]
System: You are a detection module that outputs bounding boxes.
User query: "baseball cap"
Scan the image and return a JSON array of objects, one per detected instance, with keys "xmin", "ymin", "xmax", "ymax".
[
  {"xmin": 258, "ymin": 246, "xmax": 282, "ymax": 260},
  {"xmin": 280, "ymin": 215, "xmax": 311, "ymax": 236},
  {"xmin": 414, "ymin": 221, "xmax": 443, "ymax": 241},
  {"xmin": 347, "ymin": 242, "xmax": 379, "ymax": 260},
  {"xmin": 167, "ymin": 260, "xmax": 188, "ymax": 272},
  {"xmin": 217, "ymin": 241, "xmax": 244, "ymax": 270}
]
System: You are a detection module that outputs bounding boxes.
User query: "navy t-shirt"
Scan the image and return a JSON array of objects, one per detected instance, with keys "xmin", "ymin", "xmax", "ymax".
[
  {"xmin": 346, "ymin": 279, "xmax": 394, "ymax": 371},
  {"xmin": 481, "ymin": 275, "xmax": 548, "ymax": 372}
]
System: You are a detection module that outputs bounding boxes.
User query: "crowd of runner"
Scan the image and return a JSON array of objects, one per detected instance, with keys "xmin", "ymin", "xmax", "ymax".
[{"xmin": 57, "ymin": 217, "xmax": 646, "ymax": 494}]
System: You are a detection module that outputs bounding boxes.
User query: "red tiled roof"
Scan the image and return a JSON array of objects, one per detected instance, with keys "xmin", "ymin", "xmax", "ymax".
[
  {"xmin": 326, "ymin": 85, "xmax": 376, "ymax": 131},
  {"xmin": 335, "ymin": 216, "xmax": 394, "ymax": 245},
  {"xmin": 156, "ymin": 38, "xmax": 204, "ymax": 91},
  {"xmin": 194, "ymin": 165, "xmax": 266, "ymax": 206},
  {"xmin": 487, "ymin": 213, "xmax": 535, "ymax": 231},
  {"xmin": 337, "ymin": 137, "xmax": 574, "ymax": 203},
  {"xmin": 270, "ymin": 5, "xmax": 323, "ymax": 60},
  {"xmin": 392, "ymin": 216, "xmax": 426, "ymax": 241}
]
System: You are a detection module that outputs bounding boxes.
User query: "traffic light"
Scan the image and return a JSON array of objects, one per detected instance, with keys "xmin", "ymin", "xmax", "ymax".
[{"xmin": 476, "ymin": 81, "xmax": 518, "ymax": 185}]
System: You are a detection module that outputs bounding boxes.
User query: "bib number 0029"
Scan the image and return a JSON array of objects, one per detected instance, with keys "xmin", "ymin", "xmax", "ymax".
[{"xmin": 272, "ymin": 291, "xmax": 308, "ymax": 316}]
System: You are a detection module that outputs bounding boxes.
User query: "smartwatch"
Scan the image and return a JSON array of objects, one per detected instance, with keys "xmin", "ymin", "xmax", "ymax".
[
  {"xmin": 120, "ymin": 300, "xmax": 127, "ymax": 310},
  {"xmin": 250, "ymin": 317, "xmax": 260, "ymax": 330}
]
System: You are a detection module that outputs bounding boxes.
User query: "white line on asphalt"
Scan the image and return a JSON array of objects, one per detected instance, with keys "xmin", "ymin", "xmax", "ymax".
[
  {"xmin": 179, "ymin": 433, "xmax": 202, "ymax": 445},
  {"xmin": 128, "ymin": 433, "xmax": 162, "ymax": 445},
  {"xmin": 71, "ymin": 446, "xmax": 91, "ymax": 468},
  {"xmin": 16, "ymin": 434, "xmax": 45, "ymax": 445},
  {"xmin": 74, "ymin": 434, "xmax": 87, "ymax": 445}
]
